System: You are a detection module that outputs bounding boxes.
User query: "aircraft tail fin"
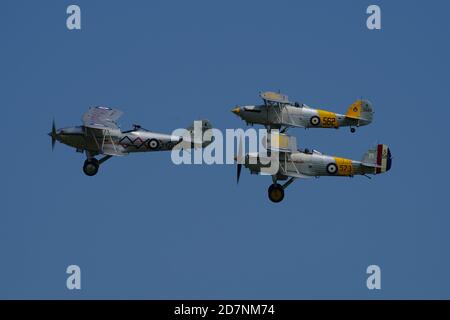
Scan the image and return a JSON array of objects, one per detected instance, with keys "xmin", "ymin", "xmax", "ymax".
[
  {"xmin": 361, "ymin": 144, "xmax": 392, "ymax": 174},
  {"xmin": 186, "ymin": 120, "xmax": 213, "ymax": 148},
  {"xmin": 345, "ymin": 99, "xmax": 374, "ymax": 124}
]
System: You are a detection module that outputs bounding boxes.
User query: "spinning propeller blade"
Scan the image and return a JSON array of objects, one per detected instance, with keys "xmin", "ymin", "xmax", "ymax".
[
  {"xmin": 49, "ymin": 119, "xmax": 57, "ymax": 151},
  {"xmin": 236, "ymin": 135, "xmax": 243, "ymax": 184},
  {"xmin": 237, "ymin": 163, "xmax": 242, "ymax": 184}
]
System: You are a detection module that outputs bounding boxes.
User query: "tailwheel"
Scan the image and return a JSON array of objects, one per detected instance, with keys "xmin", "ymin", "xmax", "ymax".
[
  {"xmin": 83, "ymin": 158, "xmax": 99, "ymax": 176},
  {"xmin": 268, "ymin": 183, "xmax": 285, "ymax": 203}
]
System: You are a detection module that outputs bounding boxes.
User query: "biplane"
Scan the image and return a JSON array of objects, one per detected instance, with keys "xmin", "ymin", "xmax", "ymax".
[
  {"xmin": 232, "ymin": 91, "xmax": 374, "ymax": 133},
  {"xmin": 235, "ymin": 132, "xmax": 392, "ymax": 203},
  {"xmin": 49, "ymin": 106, "xmax": 212, "ymax": 176}
]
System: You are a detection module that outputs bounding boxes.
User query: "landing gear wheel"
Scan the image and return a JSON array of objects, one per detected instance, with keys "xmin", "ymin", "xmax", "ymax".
[
  {"xmin": 148, "ymin": 139, "xmax": 160, "ymax": 150},
  {"xmin": 326, "ymin": 163, "xmax": 338, "ymax": 175},
  {"xmin": 310, "ymin": 116, "xmax": 321, "ymax": 126},
  {"xmin": 268, "ymin": 184, "xmax": 285, "ymax": 203},
  {"xmin": 83, "ymin": 158, "xmax": 99, "ymax": 176},
  {"xmin": 350, "ymin": 127, "xmax": 356, "ymax": 133}
]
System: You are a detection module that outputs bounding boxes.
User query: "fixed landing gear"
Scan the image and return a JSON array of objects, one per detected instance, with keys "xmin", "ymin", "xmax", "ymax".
[
  {"xmin": 350, "ymin": 127, "xmax": 356, "ymax": 133},
  {"xmin": 82, "ymin": 155, "xmax": 112, "ymax": 176},
  {"xmin": 268, "ymin": 183, "xmax": 284, "ymax": 203},
  {"xmin": 83, "ymin": 158, "xmax": 99, "ymax": 176},
  {"xmin": 267, "ymin": 177, "xmax": 295, "ymax": 203}
]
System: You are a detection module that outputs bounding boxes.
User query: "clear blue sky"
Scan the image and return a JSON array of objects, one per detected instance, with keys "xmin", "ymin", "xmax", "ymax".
[{"xmin": 1, "ymin": 0, "xmax": 450, "ymax": 299}]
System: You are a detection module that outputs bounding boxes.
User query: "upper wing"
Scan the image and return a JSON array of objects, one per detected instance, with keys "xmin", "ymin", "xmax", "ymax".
[
  {"xmin": 265, "ymin": 132, "xmax": 298, "ymax": 153},
  {"xmin": 82, "ymin": 106, "xmax": 123, "ymax": 130},
  {"xmin": 260, "ymin": 91, "xmax": 290, "ymax": 105}
]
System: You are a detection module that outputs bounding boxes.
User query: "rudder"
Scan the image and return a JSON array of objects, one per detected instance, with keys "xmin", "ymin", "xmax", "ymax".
[
  {"xmin": 361, "ymin": 144, "xmax": 392, "ymax": 174},
  {"xmin": 346, "ymin": 99, "xmax": 374, "ymax": 124},
  {"xmin": 375, "ymin": 144, "xmax": 392, "ymax": 174}
]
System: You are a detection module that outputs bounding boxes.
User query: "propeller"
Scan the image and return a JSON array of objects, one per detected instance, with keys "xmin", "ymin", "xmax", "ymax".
[
  {"xmin": 237, "ymin": 163, "xmax": 242, "ymax": 184},
  {"xmin": 236, "ymin": 135, "xmax": 243, "ymax": 184},
  {"xmin": 49, "ymin": 119, "xmax": 57, "ymax": 151}
]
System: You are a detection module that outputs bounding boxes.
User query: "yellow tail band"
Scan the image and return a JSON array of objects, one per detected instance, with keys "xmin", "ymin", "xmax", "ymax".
[{"xmin": 346, "ymin": 100, "xmax": 362, "ymax": 119}]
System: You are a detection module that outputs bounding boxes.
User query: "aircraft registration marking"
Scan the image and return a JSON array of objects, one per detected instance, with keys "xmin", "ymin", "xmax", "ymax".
[
  {"xmin": 318, "ymin": 110, "xmax": 338, "ymax": 128},
  {"xmin": 334, "ymin": 157, "xmax": 353, "ymax": 176}
]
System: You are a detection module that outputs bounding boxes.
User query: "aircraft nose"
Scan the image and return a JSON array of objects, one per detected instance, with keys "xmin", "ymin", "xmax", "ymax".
[
  {"xmin": 48, "ymin": 129, "xmax": 62, "ymax": 138},
  {"xmin": 231, "ymin": 107, "xmax": 241, "ymax": 116}
]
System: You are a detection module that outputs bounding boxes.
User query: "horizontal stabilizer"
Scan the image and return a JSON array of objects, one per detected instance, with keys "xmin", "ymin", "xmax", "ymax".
[
  {"xmin": 180, "ymin": 120, "xmax": 213, "ymax": 148},
  {"xmin": 361, "ymin": 162, "xmax": 381, "ymax": 168}
]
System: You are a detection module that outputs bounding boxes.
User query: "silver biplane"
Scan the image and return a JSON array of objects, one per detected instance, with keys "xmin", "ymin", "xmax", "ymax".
[
  {"xmin": 232, "ymin": 91, "xmax": 374, "ymax": 133},
  {"xmin": 49, "ymin": 106, "xmax": 212, "ymax": 176},
  {"xmin": 235, "ymin": 133, "xmax": 392, "ymax": 203}
]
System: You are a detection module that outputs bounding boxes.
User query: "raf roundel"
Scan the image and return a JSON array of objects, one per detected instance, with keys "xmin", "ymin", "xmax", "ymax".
[
  {"xmin": 326, "ymin": 163, "xmax": 338, "ymax": 175},
  {"xmin": 310, "ymin": 116, "xmax": 321, "ymax": 126},
  {"xmin": 148, "ymin": 139, "xmax": 160, "ymax": 150}
]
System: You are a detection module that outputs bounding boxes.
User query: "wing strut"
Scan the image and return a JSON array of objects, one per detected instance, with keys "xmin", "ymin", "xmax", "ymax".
[
  {"xmin": 282, "ymin": 177, "xmax": 296, "ymax": 190},
  {"xmin": 89, "ymin": 128, "xmax": 101, "ymax": 151}
]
